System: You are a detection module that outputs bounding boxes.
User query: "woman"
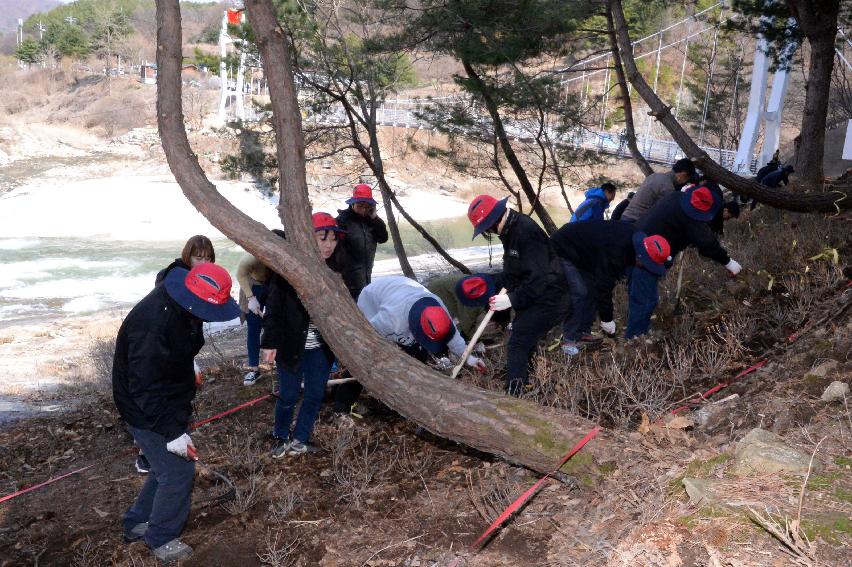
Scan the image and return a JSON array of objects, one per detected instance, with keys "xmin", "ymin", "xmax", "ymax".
[
  {"xmin": 154, "ymin": 235, "xmax": 215, "ymax": 285},
  {"xmin": 260, "ymin": 213, "xmax": 346, "ymax": 457},
  {"xmin": 236, "ymin": 252, "xmax": 272, "ymax": 385}
]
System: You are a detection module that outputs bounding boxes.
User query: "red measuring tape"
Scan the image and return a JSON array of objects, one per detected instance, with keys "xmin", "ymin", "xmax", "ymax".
[
  {"xmin": 469, "ymin": 425, "xmax": 602, "ymax": 550},
  {"xmin": 670, "ymin": 359, "xmax": 768, "ymax": 415},
  {"xmin": 0, "ymin": 393, "xmax": 274, "ymax": 506}
]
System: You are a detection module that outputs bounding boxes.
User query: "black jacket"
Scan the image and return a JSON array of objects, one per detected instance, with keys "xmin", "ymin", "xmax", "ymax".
[
  {"xmin": 155, "ymin": 258, "xmax": 190, "ymax": 286},
  {"xmin": 112, "ymin": 285, "xmax": 204, "ymax": 440},
  {"xmin": 637, "ymin": 192, "xmax": 730, "ymax": 265},
  {"xmin": 336, "ymin": 208, "xmax": 389, "ymax": 297},
  {"xmin": 496, "ymin": 209, "xmax": 569, "ymax": 311},
  {"xmin": 610, "ymin": 198, "xmax": 631, "ymax": 221},
  {"xmin": 551, "ymin": 220, "xmax": 636, "ymax": 322}
]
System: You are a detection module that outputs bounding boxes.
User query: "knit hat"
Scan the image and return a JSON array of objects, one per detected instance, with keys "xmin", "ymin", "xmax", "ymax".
[
  {"xmin": 632, "ymin": 232, "xmax": 671, "ymax": 276},
  {"xmin": 455, "ymin": 273, "xmax": 497, "ymax": 307},
  {"xmin": 163, "ymin": 263, "xmax": 240, "ymax": 322},
  {"xmin": 408, "ymin": 297, "xmax": 456, "ymax": 354}
]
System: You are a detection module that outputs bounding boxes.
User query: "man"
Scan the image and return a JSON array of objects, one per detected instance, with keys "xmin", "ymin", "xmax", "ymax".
[
  {"xmin": 610, "ymin": 191, "xmax": 635, "ymax": 221},
  {"xmin": 467, "ymin": 194, "xmax": 571, "ymax": 394},
  {"xmin": 336, "ymin": 184, "xmax": 389, "ymax": 299},
  {"xmin": 426, "ymin": 272, "xmax": 494, "ymax": 340},
  {"xmin": 760, "ymin": 165, "xmax": 794, "ymax": 188},
  {"xmin": 551, "ymin": 220, "xmax": 671, "ymax": 354},
  {"xmin": 357, "ymin": 275, "xmax": 486, "ymax": 369},
  {"xmin": 570, "ymin": 182, "xmax": 617, "ymax": 222},
  {"xmin": 633, "ymin": 183, "xmax": 742, "ymax": 338},
  {"xmin": 620, "ymin": 158, "xmax": 697, "ymax": 222},
  {"xmin": 709, "ymin": 200, "xmax": 740, "ymax": 235},
  {"xmin": 113, "ymin": 264, "xmax": 239, "ymax": 563}
]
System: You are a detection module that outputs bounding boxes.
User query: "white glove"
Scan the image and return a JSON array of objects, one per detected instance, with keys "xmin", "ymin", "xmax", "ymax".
[
  {"xmin": 166, "ymin": 433, "xmax": 197, "ymax": 461},
  {"xmin": 247, "ymin": 296, "xmax": 262, "ymax": 316},
  {"xmin": 473, "ymin": 342, "xmax": 486, "ymax": 355},
  {"xmin": 725, "ymin": 259, "xmax": 742, "ymax": 277},
  {"xmin": 466, "ymin": 355, "xmax": 487, "ymax": 373},
  {"xmin": 488, "ymin": 294, "xmax": 512, "ymax": 312},
  {"xmin": 600, "ymin": 321, "xmax": 616, "ymax": 336}
]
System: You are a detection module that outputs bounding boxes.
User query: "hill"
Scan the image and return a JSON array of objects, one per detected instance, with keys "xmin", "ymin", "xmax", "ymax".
[{"xmin": 0, "ymin": 0, "xmax": 60, "ymax": 32}]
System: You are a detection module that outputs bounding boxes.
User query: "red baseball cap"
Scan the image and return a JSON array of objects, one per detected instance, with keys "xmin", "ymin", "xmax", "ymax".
[
  {"xmin": 346, "ymin": 183, "xmax": 378, "ymax": 205},
  {"xmin": 468, "ymin": 194, "xmax": 508, "ymax": 238},
  {"xmin": 163, "ymin": 263, "xmax": 240, "ymax": 322}
]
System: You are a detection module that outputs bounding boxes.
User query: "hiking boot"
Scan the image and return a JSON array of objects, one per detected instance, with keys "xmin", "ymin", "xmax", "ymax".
[
  {"xmin": 122, "ymin": 522, "xmax": 148, "ymax": 543},
  {"xmin": 561, "ymin": 341, "xmax": 581, "ymax": 356},
  {"xmin": 271, "ymin": 438, "xmax": 292, "ymax": 459},
  {"xmin": 150, "ymin": 539, "xmax": 192, "ymax": 563},
  {"xmin": 135, "ymin": 453, "xmax": 151, "ymax": 474},
  {"xmin": 287, "ymin": 441, "xmax": 321, "ymax": 455},
  {"xmin": 243, "ymin": 370, "xmax": 260, "ymax": 386}
]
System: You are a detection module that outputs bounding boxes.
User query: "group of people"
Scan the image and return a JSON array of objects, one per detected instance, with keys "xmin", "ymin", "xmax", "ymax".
[{"xmin": 111, "ymin": 162, "xmax": 744, "ymax": 561}]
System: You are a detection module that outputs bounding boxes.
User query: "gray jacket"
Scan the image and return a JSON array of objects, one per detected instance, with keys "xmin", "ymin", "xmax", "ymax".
[{"xmin": 622, "ymin": 171, "xmax": 677, "ymax": 222}]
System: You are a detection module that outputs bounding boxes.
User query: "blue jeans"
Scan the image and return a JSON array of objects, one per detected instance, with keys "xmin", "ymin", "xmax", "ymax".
[
  {"xmin": 123, "ymin": 425, "xmax": 195, "ymax": 549},
  {"xmin": 245, "ymin": 283, "xmax": 268, "ymax": 367},
  {"xmin": 625, "ymin": 266, "xmax": 660, "ymax": 338},
  {"xmin": 274, "ymin": 347, "xmax": 332, "ymax": 443},
  {"xmin": 560, "ymin": 259, "xmax": 596, "ymax": 341}
]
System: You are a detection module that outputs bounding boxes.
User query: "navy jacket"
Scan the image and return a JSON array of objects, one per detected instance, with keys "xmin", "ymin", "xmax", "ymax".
[
  {"xmin": 112, "ymin": 285, "xmax": 203, "ymax": 440},
  {"xmin": 551, "ymin": 220, "xmax": 637, "ymax": 322},
  {"xmin": 336, "ymin": 208, "xmax": 389, "ymax": 298},
  {"xmin": 496, "ymin": 209, "xmax": 569, "ymax": 311},
  {"xmin": 637, "ymin": 192, "xmax": 730, "ymax": 265}
]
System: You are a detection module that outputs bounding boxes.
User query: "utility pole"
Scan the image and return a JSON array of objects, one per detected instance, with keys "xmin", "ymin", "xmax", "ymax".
[
  {"xmin": 35, "ymin": 21, "xmax": 46, "ymax": 41},
  {"xmin": 65, "ymin": 15, "xmax": 77, "ymax": 26}
]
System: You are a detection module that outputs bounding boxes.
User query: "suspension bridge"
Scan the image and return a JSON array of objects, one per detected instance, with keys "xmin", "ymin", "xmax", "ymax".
[{"xmin": 218, "ymin": 2, "xmax": 852, "ymax": 176}]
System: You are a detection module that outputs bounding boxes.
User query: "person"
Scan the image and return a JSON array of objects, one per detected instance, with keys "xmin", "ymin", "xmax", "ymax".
[
  {"xmin": 551, "ymin": 220, "xmax": 671, "ymax": 354},
  {"xmin": 620, "ymin": 158, "xmax": 697, "ymax": 222},
  {"xmin": 236, "ymin": 253, "xmax": 272, "ymax": 385},
  {"xmin": 755, "ymin": 156, "xmax": 780, "ymax": 184},
  {"xmin": 154, "ymin": 235, "xmax": 215, "ymax": 285},
  {"xmin": 425, "ymin": 273, "xmax": 494, "ymax": 340},
  {"xmin": 261, "ymin": 214, "xmax": 348, "ymax": 457},
  {"xmin": 610, "ymin": 191, "xmax": 635, "ymax": 221},
  {"xmin": 570, "ymin": 182, "xmax": 617, "ymax": 222},
  {"xmin": 467, "ymin": 194, "xmax": 570, "ymax": 395},
  {"xmin": 760, "ymin": 165, "xmax": 794, "ymax": 188},
  {"xmin": 709, "ymin": 200, "xmax": 740, "ymax": 235},
  {"xmin": 336, "ymin": 184, "xmax": 389, "ymax": 299},
  {"xmin": 633, "ymin": 183, "xmax": 742, "ymax": 338},
  {"xmin": 113, "ymin": 263, "xmax": 239, "ymax": 563},
  {"xmin": 356, "ymin": 275, "xmax": 486, "ymax": 369},
  {"xmin": 133, "ymin": 236, "xmax": 216, "ymax": 475}
]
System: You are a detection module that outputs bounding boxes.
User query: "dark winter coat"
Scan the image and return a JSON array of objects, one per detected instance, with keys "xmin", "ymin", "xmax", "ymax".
[
  {"xmin": 112, "ymin": 285, "xmax": 204, "ymax": 441},
  {"xmin": 336, "ymin": 208, "xmax": 389, "ymax": 298},
  {"xmin": 551, "ymin": 220, "xmax": 637, "ymax": 322},
  {"xmin": 154, "ymin": 258, "xmax": 191, "ymax": 286},
  {"xmin": 570, "ymin": 187, "xmax": 610, "ymax": 222},
  {"xmin": 496, "ymin": 209, "xmax": 569, "ymax": 311},
  {"xmin": 637, "ymin": 191, "xmax": 730, "ymax": 265},
  {"xmin": 755, "ymin": 162, "xmax": 779, "ymax": 183},
  {"xmin": 760, "ymin": 167, "xmax": 791, "ymax": 188},
  {"xmin": 610, "ymin": 197, "xmax": 631, "ymax": 221}
]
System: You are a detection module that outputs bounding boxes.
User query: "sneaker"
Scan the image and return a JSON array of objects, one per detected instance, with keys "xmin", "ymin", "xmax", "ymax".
[
  {"xmin": 151, "ymin": 539, "xmax": 193, "ymax": 563},
  {"xmin": 135, "ymin": 453, "xmax": 150, "ymax": 474},
  {"xmin": 561, "ymin": 341, "xmax": 581, "ymax": 356},
  {"xmin": 287, "ymin": 441, "xmax": 321, "ymax": 455},
  {"xmin": 271, "ymin": 438, "xmax": 291, "ymax": 459},
  {"xmin": 243, "ymin": 370, "xmax": 260, "ymax": 386},
  {"xmin": 122, "ymin": 522, "xmax": 148, "ymax": 543}
]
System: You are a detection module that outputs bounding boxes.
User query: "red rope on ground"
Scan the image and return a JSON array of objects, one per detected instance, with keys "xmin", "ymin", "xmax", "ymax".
[
  {"xmin": 0, "ymin": 463, "xmax": 98, "ymax": 505},
  {"xmin": 190, "ymin": 393, "xmax": 273, "ymax": 430},
  {"xmin": 669, "ymin": 359, "xmax": 768, "ymax": 415},
  {"xmin": 469, "ymin": 426, "xmax": 602, "ymax": 550}
]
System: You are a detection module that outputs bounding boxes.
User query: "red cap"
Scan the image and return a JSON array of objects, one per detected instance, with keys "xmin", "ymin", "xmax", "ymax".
[
  {"xmin": 185, "ymin": 263, "xmax": 234, "ymax": 305},
  {"xmin": 420, "ymin": 305, "xmax": 452, "ymax": 341},
  {"xmin": 352, "ymin": 184, "xmax": 373, "ymax": 200},
  {"xmin": 643, "ymin": 235, "xmax": 671, "ymax": 265},
  {"xmin": 461, "ymin": 277, "xmax": 488, "ymax": 300},
  {"xmin": 312, "ymin": 212, "xmax": 344, "ymax": 234},
  {"xmin": 468, "ymin": 194, "xmax": 507, "ymax": 237},
  {"xmin": 689, "ymin": 186, "xmax": 715, "ymax": 212}
]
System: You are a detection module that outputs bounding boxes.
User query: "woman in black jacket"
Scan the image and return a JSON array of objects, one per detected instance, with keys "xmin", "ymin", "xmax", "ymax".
[{"xmin": 260, "ymin": 215, "xmax": 346, "ymax": 457}]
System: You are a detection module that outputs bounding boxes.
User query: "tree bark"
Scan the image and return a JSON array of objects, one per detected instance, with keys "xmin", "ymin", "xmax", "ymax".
[
  {"xmin": 787, "ymin": 0, "xmax": 841, "ymax": 185},
  {"xmin": 461, "ymin": 58, "xmax": 559, "ymax": 234},
  {"xmin": 607, "ymin": 0, "xmax": 850, "ymax": 212},
  {"xmin": 606, "ymin": 9, "xmax": 654, "ymax": 177},
  {"xmin": 156, "ymin": 0, "xmax": 621, "ymax": 475}
]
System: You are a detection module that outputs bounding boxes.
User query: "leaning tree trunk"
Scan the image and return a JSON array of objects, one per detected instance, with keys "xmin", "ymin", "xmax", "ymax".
[
  {"xmin": 607, "ymin": 0, "xmax": 850, "ymax": 212},
  {"xmin": 156, "ymin": 0, "xmax": 623, "ymax": 475},
  {"xmin": 606, "ymin": 8, "xmax": 654, "ymax": 177},
  {"xmin": 461, "ymin": 59, "xmax": 559, "ymax": 235}
]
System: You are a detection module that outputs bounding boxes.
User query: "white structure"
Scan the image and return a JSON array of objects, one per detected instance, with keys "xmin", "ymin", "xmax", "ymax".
[{"xmin": 218, "ymin": 6, "xmax": 246, "ymax": 122}]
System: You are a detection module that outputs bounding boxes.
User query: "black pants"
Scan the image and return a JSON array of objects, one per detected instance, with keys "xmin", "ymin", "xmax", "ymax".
[
  {"xmin": 506, "ymin": 297, "xmax": 570, "ymax": 394},
  {"xmin": 331, "ymin": 341, "xmax": 428, "ymax": 412}
]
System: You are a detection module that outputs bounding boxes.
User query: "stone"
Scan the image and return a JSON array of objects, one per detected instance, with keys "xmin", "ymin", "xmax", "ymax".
[
  {"xmin": 694, "ymin": 394, "xmax": 740, "ymax": 432},
  {"xmin": 821, "ymin": 381, "xmax": 850, "ymax": 403},
  {"xmin": 682, "ymin": 478, "xmax": 761, "ymax": 509},
  {"xmin": 732, "ymin": 428, "xmax": 818, "ymax": 476},
  {"xmin": 808, "ymin": 360, "xmax": 838, "ymax": 378}
]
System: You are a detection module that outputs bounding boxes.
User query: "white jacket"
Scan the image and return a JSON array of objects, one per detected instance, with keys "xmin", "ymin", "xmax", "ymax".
[{"xmin": 357, "ymin": 275, "xmax": 466, "ymax": 357}]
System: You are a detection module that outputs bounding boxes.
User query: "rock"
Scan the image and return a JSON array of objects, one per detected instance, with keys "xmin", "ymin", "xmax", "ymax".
[
  {"xmin": 732, "ymin": 428, "xmax": 818, "ymax": 476},
  {"xmin": 821, "ymin": 381, "xmax": 850, "ymax": 403},
  {"xmin": 683, "ymin": 478, "xmax": 762, "ymax": 509},
  {"xmin": 694, "ymin": 394, "xmax": 740, "ymax": 432},
  {"xmin": 808, "ymin": 360, "xmax": 838, "ymax": 378}
]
